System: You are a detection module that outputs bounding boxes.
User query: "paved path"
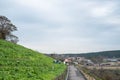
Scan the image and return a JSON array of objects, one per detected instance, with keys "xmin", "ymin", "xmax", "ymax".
[{"xmin": 68, "ymin": 65, "xmax": 86, "ymax": 80}]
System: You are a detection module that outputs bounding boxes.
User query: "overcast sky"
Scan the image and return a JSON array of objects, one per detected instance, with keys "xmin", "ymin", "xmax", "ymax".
[{"xmin": 1, "ymin": 0, "xmax": 120, "ymax": 53}]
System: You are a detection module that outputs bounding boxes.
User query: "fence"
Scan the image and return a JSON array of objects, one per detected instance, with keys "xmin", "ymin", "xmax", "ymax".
[
  {"xmin": 79, "ymin": 69, "xmax": 96, "ymax": 80},
  {"xmin": 54, "ymin": 67, "xmax": 67, "ymax": 80}
]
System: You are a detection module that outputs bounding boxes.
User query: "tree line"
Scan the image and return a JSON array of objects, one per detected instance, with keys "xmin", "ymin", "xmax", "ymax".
[{"xmin": 0, "ymin": 16, "xmax": 18, "ymax": 43}]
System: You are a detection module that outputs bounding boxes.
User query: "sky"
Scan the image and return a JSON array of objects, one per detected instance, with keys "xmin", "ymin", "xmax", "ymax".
[{"xmin": 0, "ymin": 0, "xmax": 120, "ymax": 53}]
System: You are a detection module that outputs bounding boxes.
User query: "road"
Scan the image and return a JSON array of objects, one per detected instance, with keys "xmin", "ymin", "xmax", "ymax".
[{"xmin": 67, "ymin": 65, "xmax": 86, "ymax": 80}]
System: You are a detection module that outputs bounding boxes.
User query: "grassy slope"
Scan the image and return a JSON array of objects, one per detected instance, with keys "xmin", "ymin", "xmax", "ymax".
[{"xmin": 0, "ymin": 40, "xmax": 66, "ymax": 80}]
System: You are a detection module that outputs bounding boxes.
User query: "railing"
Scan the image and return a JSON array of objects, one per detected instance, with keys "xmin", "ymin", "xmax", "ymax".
[
  {"xmin": 77, "ymin": 65, "xmax": 96, "ymax": 80},
  {"xmin": 54, "ymin": 67, "xmax": 68, "ymax": 80},
  {"xmin": 79, "ymin": 69, "xmax": 95, "ymax": 80},
  {"xmin": 65, "ymin": 66, "xmax": 69, "ymax": 80}
]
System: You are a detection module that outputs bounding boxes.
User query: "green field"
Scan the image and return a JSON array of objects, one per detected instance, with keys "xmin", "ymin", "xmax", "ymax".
[{"xmin": 0, "ymin": 40, "xmax": 66, "ymax": 80}]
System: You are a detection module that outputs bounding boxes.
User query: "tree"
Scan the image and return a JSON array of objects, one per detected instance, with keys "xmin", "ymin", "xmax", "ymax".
[{"xmin": 0, "ymin": 16, "xmax": 18, "ymax": 43}]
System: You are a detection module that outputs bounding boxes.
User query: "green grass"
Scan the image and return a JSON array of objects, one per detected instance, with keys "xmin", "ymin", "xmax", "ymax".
[{"xmin": 0, "ymin": 40, "xmax": 66, "ymax": 80}]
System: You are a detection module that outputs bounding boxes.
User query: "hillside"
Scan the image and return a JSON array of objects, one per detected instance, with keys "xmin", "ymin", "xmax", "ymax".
[
  {"xmin": 65, "ymin": 50, "xmax": 120, "ymax": 58},
  {"xmin": 0, "ymin": 40, "xmax": 66, "ymax": 80}
]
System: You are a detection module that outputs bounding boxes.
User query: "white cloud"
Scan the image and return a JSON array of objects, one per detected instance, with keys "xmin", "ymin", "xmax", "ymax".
[
  {"xmin": 89, "ymin": 3, "xmax": 115, "ymax": 17},
  {"xmin": 105, "ymin": 16, "xmax": 120, "ymax": 25},
  {"xmin": 1, "ymin": 0, "xmax": 120, "ymax": 53},
  {"xmin": 14, "ymin": 0, "xmax": 73, "ymax": 24}
]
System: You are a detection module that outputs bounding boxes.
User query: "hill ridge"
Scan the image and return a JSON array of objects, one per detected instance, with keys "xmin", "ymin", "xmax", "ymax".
[{"xmin": 65, "ymin": 50, "xmax": 120, "ymax": 58}]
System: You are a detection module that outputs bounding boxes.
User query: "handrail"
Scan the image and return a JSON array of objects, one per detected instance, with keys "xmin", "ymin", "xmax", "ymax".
[
  {"xmin": 65, "ymin": 66, "xmax": 69, "ymax": 80},
  {"xmin": 78, "ymin": 68, "xmax": 96, "ymax": 80}
]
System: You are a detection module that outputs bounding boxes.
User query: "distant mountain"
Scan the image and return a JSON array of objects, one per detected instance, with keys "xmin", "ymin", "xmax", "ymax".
[{"xmin": 64, "ymin": 50, "xmax": 120, "ymax": 58}]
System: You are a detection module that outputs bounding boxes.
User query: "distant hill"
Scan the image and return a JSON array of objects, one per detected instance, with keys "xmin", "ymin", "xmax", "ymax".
[
  {"xmin": 0, "ymin": 40, "xmax": 66, "ymax": 80},
  {"xmin": 65, "ymin": 50, "xmax": 120, "ymax": 58}
]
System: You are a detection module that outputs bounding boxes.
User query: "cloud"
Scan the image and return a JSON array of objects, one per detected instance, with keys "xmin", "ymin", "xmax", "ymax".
[{"xmin": 0, "ymin": 0, "xmax": 120, "ymax": 53}]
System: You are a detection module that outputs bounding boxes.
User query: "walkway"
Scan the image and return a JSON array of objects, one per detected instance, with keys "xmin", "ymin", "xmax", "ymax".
[{"xmin": 68, "ymin": 65, "xmax": 86, "ymax": 80}]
